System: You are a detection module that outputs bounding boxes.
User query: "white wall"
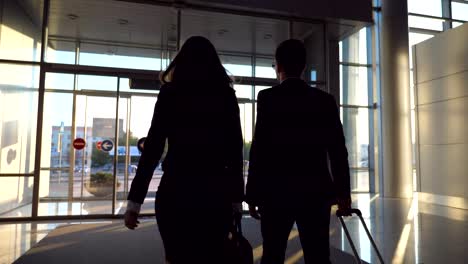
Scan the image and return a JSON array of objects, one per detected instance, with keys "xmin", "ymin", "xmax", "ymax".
[
  {"xmin": 413, "ymin": 23, "xmax": 468, "ymax": 207},
  {"xmin": 0, "ymin": 0, "xmax": 42, "ymax": 216}
]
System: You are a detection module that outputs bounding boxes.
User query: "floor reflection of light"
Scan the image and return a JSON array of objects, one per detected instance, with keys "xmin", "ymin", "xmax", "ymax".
[
  {"xmin": 358, "ymin": 195, "xmax": 371, "ymax": 262},
  {"xmin": 29, "ymin": 241, "xmax": 77, "ymax": 254},
  {"xmin": 392, "ymin": 223, "xmax": 412, "ymax": 264},
  {"xmin": 392, "ymin": 197, "xmax": 417, "ymax": 264},
  {"xmin": 413, "ymin": 195, "xmax": 420, "ymax": 264},
  {"xmin": 369, "ymin": 194, "xmax": 380, "ymax": 204}
]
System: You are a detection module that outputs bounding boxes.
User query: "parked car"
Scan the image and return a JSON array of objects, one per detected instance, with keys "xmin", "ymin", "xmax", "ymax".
[
  {"xmin": 129, "ymin": 164, "xmax": 138, "ymax": 173},
  {"xmin": 74, "ymin": 165, "xmax": 89, "ymax": 174}
]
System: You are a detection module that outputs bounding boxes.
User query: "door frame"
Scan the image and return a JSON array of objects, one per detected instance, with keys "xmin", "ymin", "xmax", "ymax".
[{"xmin": 35, "ymin": 65, "xmax": 160, "ymax": 217}]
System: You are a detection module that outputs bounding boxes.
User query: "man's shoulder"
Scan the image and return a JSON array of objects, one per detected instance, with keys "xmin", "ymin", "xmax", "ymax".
[
  {"xmin": 309, "ymin": 87, "xmax": 334, "ymax": 100},
  {"xmin": 257, "ymin": 86, "xmax": 278, "ymax": 99}
]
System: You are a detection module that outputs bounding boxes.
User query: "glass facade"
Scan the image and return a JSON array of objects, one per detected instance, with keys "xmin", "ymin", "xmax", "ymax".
[
  {"xmin": 0, "ymin": 64, "xmax": 39, "ymax": 175},
  {"xmin": 339, "ymin": 27, "xmax": 372, "ymax": 192},
  {"xmin": 6, "ymin": 0, "xmax": 449, "ymax": 219}
]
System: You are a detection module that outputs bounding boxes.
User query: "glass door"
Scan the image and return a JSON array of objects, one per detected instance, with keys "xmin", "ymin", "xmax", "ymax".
[
  {"xmin": 116, "ymin": 94, "xmax": 158, "ymax": 214},
  {"xmin": 238, "ymin": 102, "xmax": 252, "ymax": 210},
  {"xmin": 73, "ymin": 94, "xmax": 117, "ymax": 215},
  {"xmin": 39, "ymin": 73, "xmax": 122, "ymax": 216}
]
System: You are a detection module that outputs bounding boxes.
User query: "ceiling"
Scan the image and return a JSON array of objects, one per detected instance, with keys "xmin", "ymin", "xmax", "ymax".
[{"xmin": 13, "ymin": 0, "xmax": 360, "ymax": 58}]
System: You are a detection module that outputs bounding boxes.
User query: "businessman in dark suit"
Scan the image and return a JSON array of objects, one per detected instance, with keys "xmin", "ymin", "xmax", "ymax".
[{"xmin": 246, "ymin": 39, "xmax": 351, "ymax": 264}]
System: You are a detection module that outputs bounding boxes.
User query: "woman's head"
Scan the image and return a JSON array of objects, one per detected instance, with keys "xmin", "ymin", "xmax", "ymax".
[{"xmin": 160, "ymin": 36, "xmax": 232, "ymax": 86}]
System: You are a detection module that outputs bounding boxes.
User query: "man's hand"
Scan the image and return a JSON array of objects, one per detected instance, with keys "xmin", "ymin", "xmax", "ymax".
[
  {"xmin": 124, "ymin": 210, "xmax": 140, "ymax": 230},
  {"xmin": 337, "ymin": 195, "xmax": 352, "ymax": 216},
  {"xmin": 248, "ymin": 204, "xmax": 261, "ymax": 220}
]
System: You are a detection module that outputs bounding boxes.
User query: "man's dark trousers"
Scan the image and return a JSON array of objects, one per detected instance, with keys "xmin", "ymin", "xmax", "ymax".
[{"xmin": 259, "ymin": 201, "xmax": 332, "ymax": 264}]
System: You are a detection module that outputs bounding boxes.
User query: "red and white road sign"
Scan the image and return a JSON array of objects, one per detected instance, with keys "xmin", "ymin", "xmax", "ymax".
[
  {"xmin": 73, "ymin": 138, "xmax": 86, "ymax": 150},
  {"xmin": 96, "ymin": 141, "xmax": 102, "ymax": 150}
]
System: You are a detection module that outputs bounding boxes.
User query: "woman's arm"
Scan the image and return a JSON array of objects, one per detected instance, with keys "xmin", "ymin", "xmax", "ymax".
[
  {"xmin": 127, "ymin": 86, "xmax": 170, "ymax": 206},
  {"xmin": 225, "ymin": 89, "xmax": 245, "ymax": 203}
]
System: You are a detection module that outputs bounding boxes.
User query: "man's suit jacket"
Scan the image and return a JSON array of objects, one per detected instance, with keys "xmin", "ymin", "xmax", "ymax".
[{"xmin": 245, "ymin": 78, "xmax": 350, "ymax": 206}]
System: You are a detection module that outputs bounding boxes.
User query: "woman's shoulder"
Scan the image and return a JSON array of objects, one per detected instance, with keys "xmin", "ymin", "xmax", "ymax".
[{"xmin": 158, "ymin": 83, "xmax": 176, "ymax": 97}]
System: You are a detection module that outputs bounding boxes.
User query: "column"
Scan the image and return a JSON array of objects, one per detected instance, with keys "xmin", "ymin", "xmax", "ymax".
[{"xmin": 379, "ymin": 0, "xmax": 413, "ymax": 198}]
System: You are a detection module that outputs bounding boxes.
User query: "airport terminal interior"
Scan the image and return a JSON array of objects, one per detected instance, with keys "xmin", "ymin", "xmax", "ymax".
[{"xmin": 0, "ymin": 0, "xmax": 467, "ymax": 263}]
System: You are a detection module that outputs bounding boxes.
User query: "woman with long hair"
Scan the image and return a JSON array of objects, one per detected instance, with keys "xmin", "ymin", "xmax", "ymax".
[{"xmin": 124, "ymin": 36, "xmax": 244, "ymax": 263}]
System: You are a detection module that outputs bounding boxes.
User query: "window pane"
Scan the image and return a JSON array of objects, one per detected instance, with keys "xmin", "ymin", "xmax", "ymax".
[
  {"xmin": 234, "ymin": 85, "xmax": 252, "ymax": 100},
  {"xmin": 45, "ymin": 73, "xmax": 75, "ymax": 90},
  {"xmin": 340, "ymin": 107, "xmax": 369, "ymax": 169},
  {"xmin": 221, "ymin": 55, "xmax": 252, "ymax": 77},
  {"xmin": 0, "ymin": 177, "xmax": 33, "ymax": 218},
  {"xmin": 451, "ymin": 2, "xmax": 468, "ymax": 21},
  {"xmin": 0, "ymin": 0, "xmax": 43, "ymax": 62},
  {"xmin": 255, "ymin": 58, "xmax": 276, "ymax": 79},
  {"xmin": 0, "ymin": 64, "xmax": 39, "ymax": 174},
  {"xmin": 79, "ymin": 43, "xmax": 163, "ymax": 70},
  {"xmin": 41, "ymin": 92, "xmax": 74, "ymax": 169},
  {"xmin": 340, "ymin": 65, "xmax": 369, "ymax": 106},
  {"xmin": 408, "ymin": 0, "xmax": 442, "ymax": 16},
  {"xmin": 408, "ymin": 15, "xmax": 444, "ymax": 31},
  {"xmin": 76, "ymin": 75, "xmax": 118, "ymax": 92},
  {"xmin": 340, "ymin": 27, "xmax": 368, "ymax": 64},
  {"xmin": 47, "ymin": 40, "xmax": 76, "ymax": 64},
  {"xmin": 351, "ymin": 169, "xmax": 369, "ymax": 192},
  {"xmin": 239, "ymin": 103, "xmax": 253, "ymax": 144},
  {"xmin": 453, "ymin": 22, "xmax": 464, "ymax": 28}
]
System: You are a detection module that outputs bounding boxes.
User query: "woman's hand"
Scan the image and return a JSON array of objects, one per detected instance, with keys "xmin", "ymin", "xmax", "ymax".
[{"xmin": 124, "ymin": 210, "xmax": 140, "ymax": 230}]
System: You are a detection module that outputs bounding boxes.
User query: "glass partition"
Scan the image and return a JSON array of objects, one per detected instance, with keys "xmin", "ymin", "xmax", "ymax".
[
  {"xmin": 0, "ymin": 0, "xmax": 350, "ymax": 219},
  {"xmin": 0, "ymin": 64, "xmax": 39, "ymax": 174},
  {"xmin": 0, "ymin": 177, "xmax": 33, "ymax": 218},
  {"xmin": 255, "ymin": 58, "xmax": 276, "ymax": 79}
]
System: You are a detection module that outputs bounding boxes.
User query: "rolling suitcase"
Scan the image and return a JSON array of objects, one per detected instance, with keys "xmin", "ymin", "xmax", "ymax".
[{"xmin": 336, "ymin": 208, "xmax": 385, "ymax": 264}]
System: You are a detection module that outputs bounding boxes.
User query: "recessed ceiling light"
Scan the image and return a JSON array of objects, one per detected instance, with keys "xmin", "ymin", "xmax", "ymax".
[
  {"xmin": 264, "ymin": 33, "xmax": 273, "ymax": 39},
  {"xmin": 118, "ymin": 19, "xmax": 129, "ymax": 25},
  {"xmin": 66, "ymin": 14, "xmax": 79, "ymax": 20}
]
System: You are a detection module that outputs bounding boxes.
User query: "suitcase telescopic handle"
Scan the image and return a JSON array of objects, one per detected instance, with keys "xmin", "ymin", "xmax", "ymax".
[
  {"xmin": 336, "ymin": 208, "xmax": 385, "ymax": 264},
  {"xmin": 336, "ymin": 208, "xmax": 362, "ymax": 217}
]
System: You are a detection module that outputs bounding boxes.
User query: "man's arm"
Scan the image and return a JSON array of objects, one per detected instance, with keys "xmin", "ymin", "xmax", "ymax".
[{"xmin": 326, "ymin": 95, "xmax": 351, "ymax": 208}]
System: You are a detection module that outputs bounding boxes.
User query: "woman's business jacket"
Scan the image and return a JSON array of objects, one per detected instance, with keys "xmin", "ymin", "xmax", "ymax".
[{"xmin": 128, "ymin": 82, "xmax": 244, "ymax": 263}]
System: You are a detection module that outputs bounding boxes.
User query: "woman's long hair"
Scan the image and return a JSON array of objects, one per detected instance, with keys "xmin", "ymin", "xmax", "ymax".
[{"xmin": 160, "ymin": 36, "xmax": 232, "ymax": 87}]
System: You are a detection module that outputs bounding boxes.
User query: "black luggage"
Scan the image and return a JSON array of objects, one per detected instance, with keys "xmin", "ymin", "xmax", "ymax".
[{"xmin": 336, "ymin": 208, "xmax": 385, "ymax": 264}]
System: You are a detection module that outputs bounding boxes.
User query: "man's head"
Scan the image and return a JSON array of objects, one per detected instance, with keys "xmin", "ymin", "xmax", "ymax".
[{"xmin": 275, "ymin": 39, "xmax": 306, "ymax": 79}]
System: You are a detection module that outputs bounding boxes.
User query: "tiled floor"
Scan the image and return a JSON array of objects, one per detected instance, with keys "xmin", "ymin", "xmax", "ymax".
[{"xmin": 1, "ymin": 194, "xmax": 467, "ymax": 264}]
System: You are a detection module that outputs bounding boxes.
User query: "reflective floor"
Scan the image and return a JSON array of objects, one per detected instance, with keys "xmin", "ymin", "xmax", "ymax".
[{"xmin": 1, "ymin": 193, "xmax": 467, "ymax": 264}]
